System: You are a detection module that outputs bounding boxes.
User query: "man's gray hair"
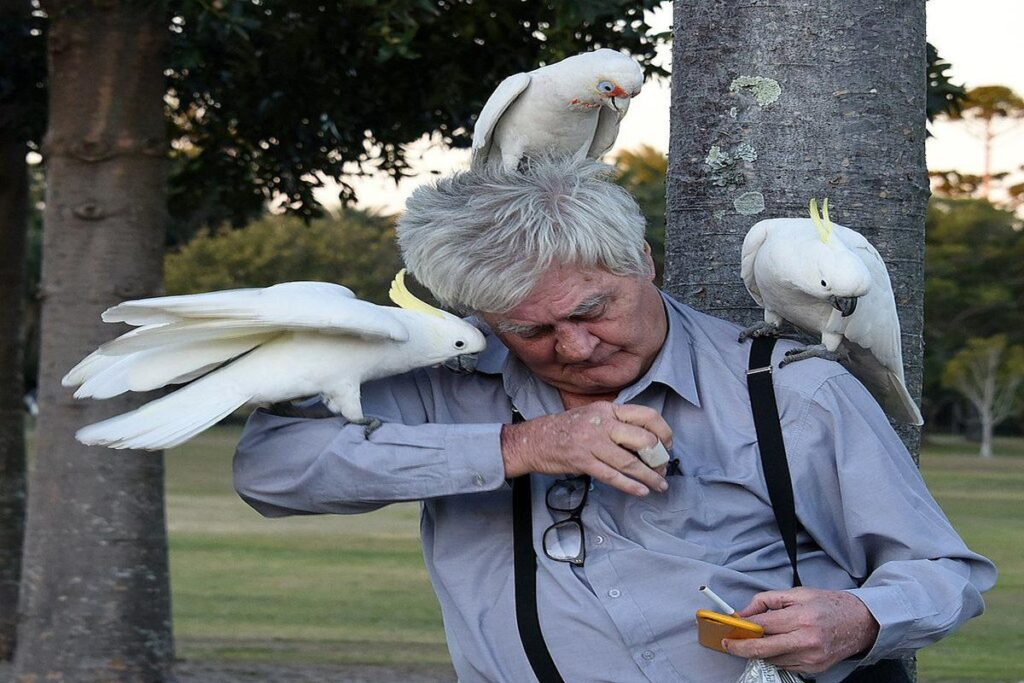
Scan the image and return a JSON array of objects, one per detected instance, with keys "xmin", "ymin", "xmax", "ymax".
[{"xmin": 397, "ymin": 156, "xmax": 650, "ymax": 313}]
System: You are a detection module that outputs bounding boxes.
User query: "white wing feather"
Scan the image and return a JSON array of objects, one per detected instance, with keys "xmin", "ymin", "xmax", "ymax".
[
  {"xmin": 740, "ymin": 220, "xmax": 772, "ymax": 307},
  {"xmin": 471, "ymin": 72, "xmax": 531, "ymax": 167}
]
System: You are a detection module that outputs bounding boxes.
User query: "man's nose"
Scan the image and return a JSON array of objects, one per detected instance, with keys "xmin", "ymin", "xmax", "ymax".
[{"xmin": 554, "ymin": 325, "xmax": 599, "ymax": 362}]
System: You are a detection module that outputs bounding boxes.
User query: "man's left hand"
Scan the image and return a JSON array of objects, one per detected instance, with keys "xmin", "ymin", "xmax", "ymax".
[{"xmin": 721, "ymin": 587, "xmax": 879, "ymax": 674}]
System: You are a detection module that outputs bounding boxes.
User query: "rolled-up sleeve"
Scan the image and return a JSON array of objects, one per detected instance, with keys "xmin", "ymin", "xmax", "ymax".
[
  {"xmin": 232, "ymin": 371, "xmax": 508, "ymax": 517},
  {"xmin": 785, "ymin": 373, "xmax": 997, "ymax": 662}
]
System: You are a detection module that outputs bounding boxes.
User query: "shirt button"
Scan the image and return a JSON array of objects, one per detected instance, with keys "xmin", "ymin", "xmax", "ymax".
[
  {"xmin": 472, "ymin": 474, "xmax": 486, "ymax": 487},
  {"xmin": 594, "ymin": 535, "xmax": 605, "ymax": 545},
  {"xmin": 608, "ymin": 589, "xmax": 621, "ymax": 598},
  {"xmin": 641, "ymin": 650, "xmax": 655, "ymax": 661}
]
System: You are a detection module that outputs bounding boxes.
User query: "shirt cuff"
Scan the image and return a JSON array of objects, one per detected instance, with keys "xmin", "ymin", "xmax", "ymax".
[
  {"xmin": 844, "ymin": 585, "xmax": 913, "ymax": 664},
  {"xmin": 443, "ymin": 423, "xmax": 507, "ymax": 495}
]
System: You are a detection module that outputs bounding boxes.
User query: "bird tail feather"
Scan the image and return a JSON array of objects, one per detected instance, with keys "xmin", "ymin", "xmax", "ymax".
[
  {"xmin": 75, "ymin": 374, "xmax": 251, "ymax": 451},
  {"xmin": 885, "ymin": 370, "xmax": 924, "ymax": 426}
]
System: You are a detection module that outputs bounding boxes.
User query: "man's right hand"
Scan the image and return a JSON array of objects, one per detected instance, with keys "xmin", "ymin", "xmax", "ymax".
[{"xmin": 500, "ymin": 402, "xmax": 672, "ymax": 496}]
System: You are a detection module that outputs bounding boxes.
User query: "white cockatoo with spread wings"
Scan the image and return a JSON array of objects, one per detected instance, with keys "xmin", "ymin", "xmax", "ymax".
[
  {"xmin": 471, "ymin": 48, "xmax": 644, "ymax": 171},
  {"xmin": 63, "ymin": 270, "xmax": 487, "ymax": 450},
  {"xmin": 739, "ymin": 199, "xmax": 923, "ymax": 425}
]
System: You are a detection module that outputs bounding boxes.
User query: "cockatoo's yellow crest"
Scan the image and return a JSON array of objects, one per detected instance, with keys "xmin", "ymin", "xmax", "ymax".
[
  {"xmin": 809, "ymin": 198, "xmax": 834, "ymax": 244},
  {"xmin": 389, "ymin": 269, "xmax": 444, "ymax": 318}
]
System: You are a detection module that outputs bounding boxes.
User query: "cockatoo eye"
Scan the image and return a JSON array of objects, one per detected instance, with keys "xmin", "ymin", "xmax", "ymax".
[
  {"xmin": 820, "ymin": 280, "xmax": 828, "ymax": 287},
  {"xmin": 598, "ymin": 80, "xmax": 615, "ymax": 93},
  {"xmin": 454, "ymin": 340, "xmax": 466, "ymax": 350}
]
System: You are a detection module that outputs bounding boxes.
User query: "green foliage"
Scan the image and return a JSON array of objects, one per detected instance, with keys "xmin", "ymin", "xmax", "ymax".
[
  {"xmin": 165, "ymin": 0, "xmax": 668, "ymax": 241},
  {"xmin": 165, "ymin": 210, "xmax": 403, "ymax": 305},
  {"xmin": 952, "ymin": 85, "xmax": 1024, "ymax": 121},
  {"xmin": 614, "ymin": 145, "xmax": 666, "ymax": 283},
  {"xmin": 924, "ymin": 198, "xmax": 1024, "ymax": 422},
  {"xmin": 926, "ymin": 42, "xmax": 966, "ymax": 122}
]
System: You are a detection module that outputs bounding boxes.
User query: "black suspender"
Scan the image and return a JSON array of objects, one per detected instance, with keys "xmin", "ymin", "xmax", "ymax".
[
  {"xmin": 510, "ymin": 409, "xmax": 566, "ymax": 683},
  {"xmin": 508, "ymin": 338, "xmax": 907, "ymax": 683},
  {"xmin": 746, "ymin": 336, "xmax": 802, "ymax": 587}
]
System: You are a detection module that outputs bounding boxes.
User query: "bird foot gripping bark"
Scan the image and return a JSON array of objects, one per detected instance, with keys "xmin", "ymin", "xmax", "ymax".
[
  {"xmin": 738, "ymin": 321, "xmax": 781, "ymax": 343},
  {"xmin": 778, "ymin": 343, "xmax": 840, "ymax": 367}
]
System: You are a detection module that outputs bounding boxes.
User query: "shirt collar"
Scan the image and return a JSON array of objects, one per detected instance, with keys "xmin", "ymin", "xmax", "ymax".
[{"xmin": 467, "ymin": 291, "xmax": 700, "ymax": 408}]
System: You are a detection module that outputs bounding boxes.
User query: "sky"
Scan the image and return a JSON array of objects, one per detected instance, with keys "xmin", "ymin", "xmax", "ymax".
[{"xmin": 323, "ymin": 0, "xmax": 1024, "ymax": 215}]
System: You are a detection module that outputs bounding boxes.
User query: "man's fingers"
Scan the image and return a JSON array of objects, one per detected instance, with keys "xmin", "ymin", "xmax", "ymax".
[
  {"xmin": 722, "ymin": 630, "xmax": 804, "ymax": 660},
  {"xmin": 594, "ymin": 443, "xmax": 667, "ymax": 493},
  {"xmin": 586, "ymin": 460, "xmax": 649, "ymax": 497},
  {"xmin": 611, "ymin": 404, "xmax": 674, "ymax": 448},
  {"xmin": 737, "ymin": 589, "xmax": 800, "ymax": 617}
]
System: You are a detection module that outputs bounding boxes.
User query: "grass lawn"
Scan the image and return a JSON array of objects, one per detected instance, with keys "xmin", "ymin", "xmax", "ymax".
[{"xmin": 164, "ymin": 427, "xmax": 1022, "ymax": 680}]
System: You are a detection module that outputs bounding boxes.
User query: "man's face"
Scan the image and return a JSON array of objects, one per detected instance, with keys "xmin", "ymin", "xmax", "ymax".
[{"xmin": 482, "ymin": 263, "xmax": 668, "ymax": 399}]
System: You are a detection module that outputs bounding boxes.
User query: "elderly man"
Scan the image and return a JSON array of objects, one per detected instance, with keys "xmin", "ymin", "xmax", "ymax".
[{"xmin": 233, "ymin": 157, "xmax": 994, "ymax": 682}]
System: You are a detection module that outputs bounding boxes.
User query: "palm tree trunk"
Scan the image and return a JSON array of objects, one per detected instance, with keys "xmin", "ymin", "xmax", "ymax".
[
  {"xmin": 13, "ymin": 3, "xmax": 174, "ymax": 680},
  {"xmin": 0, "ymin": 129, "xmax": 28, "ymax": 663}
]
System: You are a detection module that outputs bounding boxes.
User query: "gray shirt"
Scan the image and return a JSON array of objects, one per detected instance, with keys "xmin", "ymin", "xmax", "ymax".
[{"xmin": 233, "ymin": 293, "xmax": 995, "ymax": 683}]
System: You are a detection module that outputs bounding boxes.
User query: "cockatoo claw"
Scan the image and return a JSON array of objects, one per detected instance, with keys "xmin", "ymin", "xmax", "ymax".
[
  {"xmin": 737, "ymin": 321, "xmax": 781, "ymax": 343},
  {"xmin": 779, "ymin": 344, "xmax": 840, "ymax": 367},
  {"xmin": 351, "ymin": 416, "xmax": 383, "ymax": 439}
]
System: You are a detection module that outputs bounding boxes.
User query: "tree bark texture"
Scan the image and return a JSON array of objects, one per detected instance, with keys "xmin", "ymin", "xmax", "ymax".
[
  {"xmin": 665, "ymin": 1, "xmax": 928, "ymax": 455},
  {"xmin": 0, "ymin": 130, "xmax": 29, "ymax": 662},
  {"xmin": 14, "ymin": 3, "xmax": 174, "ymax": 681}
]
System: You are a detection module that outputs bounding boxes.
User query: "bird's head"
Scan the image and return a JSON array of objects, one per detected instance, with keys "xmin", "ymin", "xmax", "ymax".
[
  {"xmin": 389, "ymin": 270, "xmax": 487, "ymax": 364},
  {"xmin": 800, "ymin": 199, "xmax": 872, "ymax": 317},
  {"xmin": 561, "ymin": 49, "xmax": 644, "ymax": 113}
]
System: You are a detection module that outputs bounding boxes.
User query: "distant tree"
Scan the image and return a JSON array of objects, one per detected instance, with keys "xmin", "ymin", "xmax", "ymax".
[
  {"xmin": 943, "ymin": 335, "xmax": 1024, "ymax": 457},
  {"xmin": 944, "ymin": 85, "xmax": 1024, "ymax": 198},
  {"xmin": 165, "ymin": 211, "xmax": 403, "ymax": 305},
  {"xmin": 614, "ymin": 145, "xmax": 666, "ymax": 283},
  {"xmin": 924, "ymin": 198, "xmax": 1024, "ymax": 426}
]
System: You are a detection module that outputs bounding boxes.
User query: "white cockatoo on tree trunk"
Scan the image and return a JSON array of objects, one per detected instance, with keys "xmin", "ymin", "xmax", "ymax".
[
  {"xmin": 471, "ymin": 48, "xmax": 644, "ymax": 171},
  {"xmin": 739, "ymin": 199, "xmax": 923, "ymax": 426},
  {"xmin": 63, "ymin": 270, "xmax": 487, "ymax": 450}
]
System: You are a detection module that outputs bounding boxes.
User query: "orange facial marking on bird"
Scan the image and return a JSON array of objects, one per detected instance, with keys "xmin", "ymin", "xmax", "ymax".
[{"xmin": 608, "ymin": 85, "xmax": 629, "ymax": 98}]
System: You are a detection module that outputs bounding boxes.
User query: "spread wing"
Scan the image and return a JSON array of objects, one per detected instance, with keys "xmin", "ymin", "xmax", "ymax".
[
  {"xmin": 63, "ymin": 281, "xmax": 409, "ymax": 393},
  {"xmin": 471, "ymin": 72, "xmax": 531, "ymax": 168}
]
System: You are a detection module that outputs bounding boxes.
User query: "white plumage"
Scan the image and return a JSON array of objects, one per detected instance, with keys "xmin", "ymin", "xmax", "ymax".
[
  {"xmin": 740, "ymin": 200, "xmax": 923, "ymax": 425},
  {"xmin": 63, "ymin": 272, "xmax": 487, "ymax": 450},
  {"xmin": 471, "ymin": 49, "xmax": 644, "ymax": 171}
]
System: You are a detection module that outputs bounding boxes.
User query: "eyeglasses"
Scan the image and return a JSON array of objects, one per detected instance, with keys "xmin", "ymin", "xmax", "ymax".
[{"xmin": 543, "ymin": 475, "xmax": 591, "ymax": 566}]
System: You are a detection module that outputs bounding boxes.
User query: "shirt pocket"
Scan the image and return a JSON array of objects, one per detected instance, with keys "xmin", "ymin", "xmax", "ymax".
[{"xmin": 624, "ymin": 474, "xmax": 725, "ymax": 564}]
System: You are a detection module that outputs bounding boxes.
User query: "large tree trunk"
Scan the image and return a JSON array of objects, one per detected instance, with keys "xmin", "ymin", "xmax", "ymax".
[
  {"xmin": 0, "ymin": 128, "xmax": 29, "ymax": 662},
  {"xmin": 666, "ymin": 1, "xmax": 927, "ymax": 679},
  {"xmin": 665, "ymin": 0, "xmax": 927, "ymax": 455},
  {"xmin": 13, "ymin": 3, "xmax": 174, "ymax": 681}
]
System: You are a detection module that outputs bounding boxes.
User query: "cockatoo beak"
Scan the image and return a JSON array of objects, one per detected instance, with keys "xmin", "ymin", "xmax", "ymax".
[
  {"xmin": 441, "ymin": 352, "xmax": 479, "ymax": 374},
  {"xmin": 828, "ymin": 295, "xmax": 858, "ymax": 317},
  {"xmin": 609, "ymin": 97, "xmax": 631, "ymax": 114}
]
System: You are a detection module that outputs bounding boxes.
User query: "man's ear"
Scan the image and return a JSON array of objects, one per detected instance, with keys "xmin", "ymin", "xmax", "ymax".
[{"xmin": 642, "ymin": 241, "xmax": 656, "ymax": 281}]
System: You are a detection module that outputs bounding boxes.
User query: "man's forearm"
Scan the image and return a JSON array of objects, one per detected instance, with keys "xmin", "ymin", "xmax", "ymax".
[{"xmin": 233, "ymin": 408, "xmax": 506, "ymax": 516}]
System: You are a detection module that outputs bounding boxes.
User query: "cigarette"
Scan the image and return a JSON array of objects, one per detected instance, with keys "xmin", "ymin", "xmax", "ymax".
[{"xmin": 699, "ymin": 585, "xmax": 736, "ymax": 615}]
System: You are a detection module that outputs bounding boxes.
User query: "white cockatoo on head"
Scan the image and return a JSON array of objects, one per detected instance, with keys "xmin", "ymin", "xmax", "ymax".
[
  {"xmin": 739, "ymin": 199, "xmax": 923, "ymax": 425},
  {"xmin": 471, "ymin": 48, "xmax": 644, "ymax": 171},
  {"xmin": 62, "ymin": 270, "xmax": 487, "ymax": 450}
]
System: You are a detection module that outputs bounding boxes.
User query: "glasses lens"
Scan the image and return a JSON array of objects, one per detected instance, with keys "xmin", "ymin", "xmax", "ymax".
[
  {"xmin": 547, "ymin": 477, "xmax": 588, "ymax": 512},
  {"xmin": 544, "ymin": 519, "xmax": 584, "ymax": 564}
]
